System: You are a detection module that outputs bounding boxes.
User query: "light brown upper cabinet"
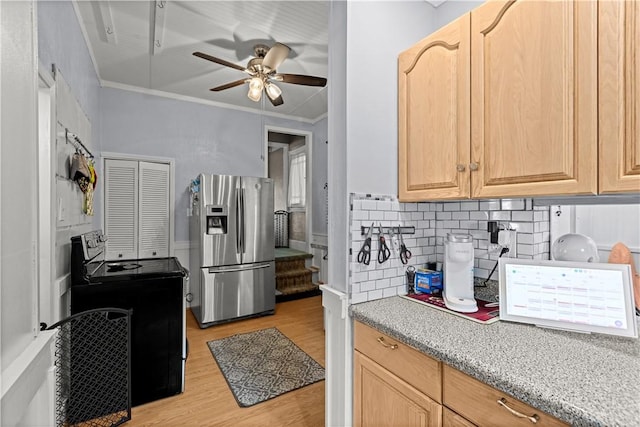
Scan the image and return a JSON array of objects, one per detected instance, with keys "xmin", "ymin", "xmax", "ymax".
[
  {"xmin": 599, "ymin": 0, "xmax": 640, "ymax": 193},
  {"xmin": 398, "ymin": 15, "xmax": 470, "ymax": 201},
  {"xmin": 399, "ymin": 0, "xmax": 599, "ymax": 201}
]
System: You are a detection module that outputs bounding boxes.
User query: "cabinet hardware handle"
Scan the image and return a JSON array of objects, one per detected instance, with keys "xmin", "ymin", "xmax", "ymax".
[
  {"xmin": 469, "ymin": 162, "xmax": 479, "ymax": 171},
  {"xmin": 456, "ymin": 164, "xmax": 466, "ymax": 172},
  {"xmin": 497, "ymin": 398, "xmax": 539, "ymax": 424},
  {"xmin": 377, "ymin": 337, "xmax": 398, "ymax": 350}
]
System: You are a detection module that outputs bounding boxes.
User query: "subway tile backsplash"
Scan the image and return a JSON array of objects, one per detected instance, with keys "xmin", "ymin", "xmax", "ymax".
[{"xmin": 349, "ymin": 194, "xmax": 551, "ymax": 303}]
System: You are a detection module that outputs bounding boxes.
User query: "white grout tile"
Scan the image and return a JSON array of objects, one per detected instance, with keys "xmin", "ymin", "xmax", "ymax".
[
  {"xmin": 384, "ymin": 211, "xmax": 399, "ymax": 221},
  {"xmin": 376, "ymin": 200, "xmax": 392, "ymax": 211},
  {"xmin": 361, "ymin": 281, "xmax": 375, "ymax": 292},
  {"xmin": 403, "ymin": 202, "xmax": 417, "ymax": 212},
  {"xmin": 432, "ymin": 203, "xmax": 443, "ymax": 212},
  {"xmin": 517, "ymin": 244, "xmax": 534, "ymax": 255},
  {"xmin": 353, "ymin": 271, "xmax": 368, "ymax": 283},
  {"xmin": 375, "ymin": 278, "xmax": 391, "ymax": 289},
  {"xmin": 512, "ymin": 211, "xmax": 534, "ymax": 222},
  {"xmin": 418, "ymin": 203, "xmax": 431, "ymax": 212},
  {"xmin": 443, "ymin": 202, "xmax": 461, "ymax": 211},
  {"xmin": 479, "ymin": 200, "xmax": 501, "ymax": 211},
  {"xmin": 452, "ymin": 211, "xmax": 470, "ymax": 220},
  {"xmin": 352, "ymin": 210, "xmax": 369, "ymax": 220},
  {"xmin": 361, "ymin": 199, "xmax": 377, "ymax": 210},
  {"xmin": 518, "ymin": 233, "xmax": 534, "ymax": 244},
  {"xmin": 418, "ymin": 220, "xmax": 431, "ymax": 229},
  {"xmin": 442, "ymin": 220, "xmax": 460, "ymax": 228},
  {"xmin": 368, "ymin": 289, "xmax": 383, "ymax": 300},
  {"xmin": 501, "ymin": 199, "xmax": 525, "ymax": 210},
  {"xmin": 423, "ymin": 211, "xmax": 436, "ymax": 220},
  {"xmin": 351, "ymin": 292, "xmax": 368, "ymax": 304},
  {"xmin": 383, "ymin": 287, "xmax": 398, "ymax": 298},
  {"xmin": 391, "ymin": 276, "xmax": 404, "ymax": 286},
  {"xmin": 489, "ymin": 211, "xmax": 511, "ymax": 221},
  {"xmin": 411, "ymin": 212, "xmax": 424, "ymax": 220},
  {"xmin": 460, "ymin": 220, "xmax": 479, "ymax": 229},
  {"xmin": 469, "ymin": 211, "xmax": 489, "ymax": 220},
  {"xmin": 369, "ymin": 270, "xmax": 383, "ymax": 280},
  {"xmin": 370, "ymin": 211, "xmax": 384, "ymax": 220},
  {"xmin": 436, "ymin": 212, "xmax": 452, "ymax": 220},
  {"xmin": 460, "ymin": 201, "xmax": 479, "ymax": 211}
]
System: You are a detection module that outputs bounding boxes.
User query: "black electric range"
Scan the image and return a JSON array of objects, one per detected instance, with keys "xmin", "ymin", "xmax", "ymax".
[{"xmin": 70, "ymin": 231, "xmax": 187, "ymax": 407}]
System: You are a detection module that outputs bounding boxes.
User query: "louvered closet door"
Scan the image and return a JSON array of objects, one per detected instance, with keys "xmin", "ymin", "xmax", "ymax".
[
  {"xmin": 105, "ymin": 159, "xmax": 139, "ymax": 260},
  {"xmin": 138, "ymin": 161, "xmax": 170, "ymax": 258}
]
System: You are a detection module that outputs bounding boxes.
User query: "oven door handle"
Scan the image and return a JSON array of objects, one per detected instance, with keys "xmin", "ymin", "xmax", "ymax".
[{"xmin": 207, "ymin": 263, "xmax": 271, "ymax": 274}]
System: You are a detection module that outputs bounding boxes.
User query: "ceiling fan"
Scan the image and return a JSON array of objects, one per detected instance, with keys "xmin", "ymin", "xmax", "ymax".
[{"xmin": 193, "ymin": 42, "xmax": 327, "ymax": 107}]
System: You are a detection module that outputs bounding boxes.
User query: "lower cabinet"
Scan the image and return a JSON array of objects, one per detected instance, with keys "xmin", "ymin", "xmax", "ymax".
[
  {"xmin": 354, "ymin": 321, "xmax": 568, "ymax": 427},
  {"xmin": 443, "ymin": 408, "xmax": 475, "ymax": 427},
  {"xmin": 354, "ymin": 352, "xmax": 442, "ymax": 427}
]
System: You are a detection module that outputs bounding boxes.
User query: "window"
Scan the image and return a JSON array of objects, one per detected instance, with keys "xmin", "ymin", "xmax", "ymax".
[{"xmin": 288, "ymin": 150, "xmax": 306, "ymax": 208}]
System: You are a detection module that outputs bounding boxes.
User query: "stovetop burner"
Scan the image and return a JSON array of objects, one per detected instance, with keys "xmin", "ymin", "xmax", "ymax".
[{"xmin": 107, "ymin": 262, "xmax": 142, "ymax": 272}]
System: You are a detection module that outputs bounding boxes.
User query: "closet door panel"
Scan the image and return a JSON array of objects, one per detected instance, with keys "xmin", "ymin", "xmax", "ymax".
[
  {"xmin": 105, "ymin": 159, "xmax": 139, "ymax": 260},
  {"xmin": 138, "ymin": 161, "xmax": 170, "ymax": 258}
]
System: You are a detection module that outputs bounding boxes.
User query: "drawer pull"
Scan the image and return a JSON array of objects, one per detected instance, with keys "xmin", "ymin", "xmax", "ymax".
[
  {"xmin": 497, "ymin": 398, "xmax": 540, "ymax": 424},
  {"xmin": 376, "ymin": 336, "xmax": 398, "ymax": 350}
]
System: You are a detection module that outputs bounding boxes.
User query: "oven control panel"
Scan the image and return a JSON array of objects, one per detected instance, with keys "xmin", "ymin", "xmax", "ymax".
[{"xmin": 81, "ymin": 230, "xmax": 107, "ymax": 261}]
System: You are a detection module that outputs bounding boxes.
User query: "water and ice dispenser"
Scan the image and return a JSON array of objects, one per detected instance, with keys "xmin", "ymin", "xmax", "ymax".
[{"xmin": 206, "ymin": 205, "xmax": 227, "ymax": 235}]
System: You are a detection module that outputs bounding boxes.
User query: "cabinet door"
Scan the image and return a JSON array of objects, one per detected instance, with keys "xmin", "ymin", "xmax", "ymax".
[
  {"xmin": 354, "ymin": 351, "xmax": 442, "ymax": 427},
  {"xmin": 599, "ymin": 0, "xmax": 640, "ymax": 193},
  {"xmin": 398, "ymin": 15, "xmax": 470, "ymax": 201},
  {"xmin": 443, "ymin": 408, "xmax": 475, "ymax": 427},
  {"xmin": 470, "ymin": 0, "xmax": 597, "ymax": 198}
]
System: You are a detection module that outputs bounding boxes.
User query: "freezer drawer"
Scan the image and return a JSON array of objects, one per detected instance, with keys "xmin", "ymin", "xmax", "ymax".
[{"xmin": 199, "ymin": 262, "xmax": 275, "ymax": 325}]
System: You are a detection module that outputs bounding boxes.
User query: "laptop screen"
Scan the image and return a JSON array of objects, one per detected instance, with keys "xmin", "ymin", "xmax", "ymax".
[{"xmin": 499, "ymin": 258, "xmax": 637, "ymax": 338}]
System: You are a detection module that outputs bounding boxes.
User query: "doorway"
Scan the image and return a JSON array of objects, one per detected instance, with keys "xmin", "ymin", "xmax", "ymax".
[{"xmin": 265, "ymin": 127, "xmax": 312, "ymax": 253}]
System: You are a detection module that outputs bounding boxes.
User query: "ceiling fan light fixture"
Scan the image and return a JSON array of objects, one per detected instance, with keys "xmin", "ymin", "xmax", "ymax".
[
  {"xmin": 265, "ymin": 82, "xmax": 282, "ymax": 100},
  {"xmin": 247, "ymin": 77, "xmax": 264, "ymax": 102}
]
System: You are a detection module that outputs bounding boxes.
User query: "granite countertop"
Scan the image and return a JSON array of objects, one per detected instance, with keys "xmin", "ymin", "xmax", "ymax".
[{"xmin": 350, "ymin": 290, "xmax": 640, "ymax": 427}]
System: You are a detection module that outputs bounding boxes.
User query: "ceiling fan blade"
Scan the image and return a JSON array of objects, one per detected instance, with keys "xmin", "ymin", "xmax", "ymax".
[
  {"xmin": 262, "ymin": 43, "xmax": 291, "ymax": 71},
  {"xmin": 210, "ymin": 79, "xmax": 247, "ymax": 91},
  {"xmin": 193, "ymin": 51, "xmax": 246, "ymax": 72},
  {"xmin": 276, "ymin": 74, "xmax": 327, "ymax": 87},
  {"xmin": 268, "ymin": 94, "xmax": 284, "ymax": 107}
]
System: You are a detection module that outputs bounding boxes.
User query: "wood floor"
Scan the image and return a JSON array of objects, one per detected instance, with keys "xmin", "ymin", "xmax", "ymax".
[{"xmin": 128, "ymin": 296, "xmax": 325, "ymax": 427}]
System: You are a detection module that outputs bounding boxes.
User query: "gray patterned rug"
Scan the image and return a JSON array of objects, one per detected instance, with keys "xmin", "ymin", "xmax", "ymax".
[{"xmin": 207, "ymin": 327, "xmax": 325, "ymax": 407}]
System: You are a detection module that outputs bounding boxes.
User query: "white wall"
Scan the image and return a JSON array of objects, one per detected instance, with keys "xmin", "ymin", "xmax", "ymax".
[
  {"xmin": 312, "ymin": 116, "xmax": 328, "ymax": 236},
  {"xmin": 99, "ymin": 87, "xmax": 319, "ymax": 243},
  {"xmin": 38, "ymin": 0, "xmax": 102, "ymax": 324},
  {"xmin": 1, "ymin": 0, "xmax": 39, "ymax": 370},
  {"xmin": 345, "ymin": 2, "xmax": 436, "ymax": 196},
  {"xmin": 1, "ymin": 1, "xmax": 57, "ymax": 425},
  {"xmin": 432, "ymin": 0, "xmax": 484, "ymax": 31}
]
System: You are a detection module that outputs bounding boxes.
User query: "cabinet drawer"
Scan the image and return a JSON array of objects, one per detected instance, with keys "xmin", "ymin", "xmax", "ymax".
[
  {"xmin": 443, "ymin": 366, "xmax": 568, "ymax": 427},
  {"xmin": 354, "ymin": 321, "xmax": 441, "ymax": 403}
]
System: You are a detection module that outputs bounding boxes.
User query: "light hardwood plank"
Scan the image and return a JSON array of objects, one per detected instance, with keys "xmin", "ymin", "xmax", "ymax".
[{"xmin": 128, "ymin": 296, "xmax": 325, "ymax": 426}]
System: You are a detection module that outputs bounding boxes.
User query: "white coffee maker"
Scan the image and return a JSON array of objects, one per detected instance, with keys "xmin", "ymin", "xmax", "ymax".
[{"xmin": 443, "ymin": 233, "xmax": 477, "ymax": 313}]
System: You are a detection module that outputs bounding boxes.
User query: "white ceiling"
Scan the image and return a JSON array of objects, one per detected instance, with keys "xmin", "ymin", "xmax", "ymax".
[{"xmin": 75, "ymin": 1, "xmax": 329, "ymax": 121}]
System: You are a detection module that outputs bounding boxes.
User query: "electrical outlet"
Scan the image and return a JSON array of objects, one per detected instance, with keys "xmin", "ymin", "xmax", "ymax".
[{"xmin": 498, "ymin": 230, "xmax": 517, "ymax": 257}]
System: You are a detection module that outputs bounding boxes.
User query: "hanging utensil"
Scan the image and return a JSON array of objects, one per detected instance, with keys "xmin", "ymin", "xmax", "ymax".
[
  {"xmin": 398, "ymin": 225, "xmax": 412, "ymax": 265},
  {"xmin": 357, "ymin": 222, "xmax": 374, "ymax": 265},
  {"xmin": 377, "ymin": 223, "xmax": 391, "ymax": 264}
]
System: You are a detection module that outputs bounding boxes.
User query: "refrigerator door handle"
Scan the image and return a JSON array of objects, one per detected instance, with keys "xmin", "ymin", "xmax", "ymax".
[
  {"xmin": 235, "ymin": 191, "xmax": 241, "ymax": 255},
  {"xmin": 240, "ymin": 187, "xmax": 246, "ymax": 254},
  {"xmin": 208, "ymin": 263, "xmax": 271, "ymax": 273}
]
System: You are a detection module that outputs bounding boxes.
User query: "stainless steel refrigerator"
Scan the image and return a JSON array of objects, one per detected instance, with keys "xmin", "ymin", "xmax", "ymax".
[{"xmin": 189, "ymin": 173, "xmax": 275, "ymax": 328}]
